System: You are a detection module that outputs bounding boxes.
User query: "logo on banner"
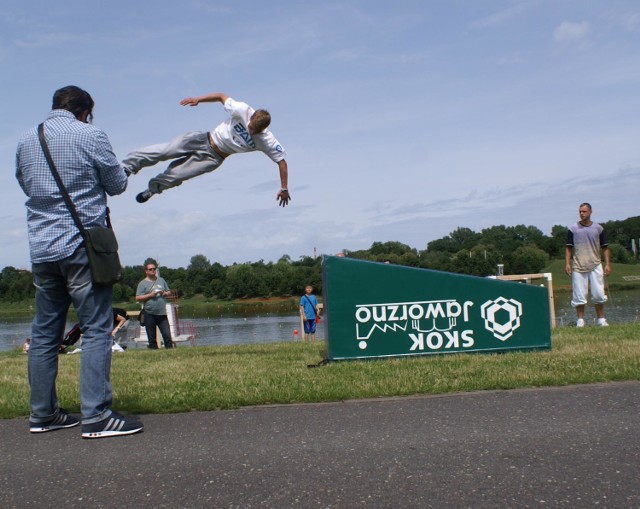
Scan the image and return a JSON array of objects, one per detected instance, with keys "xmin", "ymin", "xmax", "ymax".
[
  {"xmin": 480, "ymin": 297, "xmax": 523, "ymax": 341},
  {"xmin": 354, "ymin": 299, "xmax": 475, "ymax": 352},
  {"xmin": 353, "ymin": 296, "xmax": 524, "ymax": 352}
]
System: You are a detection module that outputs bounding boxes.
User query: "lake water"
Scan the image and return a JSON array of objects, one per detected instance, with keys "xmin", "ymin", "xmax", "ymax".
[
  {"xmin": 0, "ymin": 313, "xmax": 321, "ymax": 352},
  {"xmin": 553, "ymin": 289, "xmax": 640, "ymax": 326},
  {"xmin": 2, "ymin": 290, "xmax": 638, "ymax": 352}
]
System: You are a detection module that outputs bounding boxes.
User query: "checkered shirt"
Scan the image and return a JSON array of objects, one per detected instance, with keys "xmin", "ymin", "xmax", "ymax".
[{"xmin": 16, "ymin": 109, "xmax": 128, "ymax": 263}]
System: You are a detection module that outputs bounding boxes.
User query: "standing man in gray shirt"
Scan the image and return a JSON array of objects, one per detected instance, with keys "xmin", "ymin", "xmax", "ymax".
[
  {"xmin": 136, "ymin": 262, "xmax": 174, "ymax": 349},
  {"xmin": 565, "ymin": 202, "xmax": 611, "ymax": 327}
]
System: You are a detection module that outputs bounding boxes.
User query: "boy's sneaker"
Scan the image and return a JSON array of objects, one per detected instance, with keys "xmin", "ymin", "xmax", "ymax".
[
  {"xmin": 82, "ymin": 411, "xmax": 144, "ymax": 439},
  {"xmin": 136, "ymin": 189, "xmax": 154, "ymax": 203},
  {"xmin": 576, "ymin": 318, "xmax": 585, "ymax": 328},
  {"xmin": 596, "ymin": 318, "xmax": 609, "ymax": 327},
  {"xmin": 30, "ymin": 408, "xmax": 79, "ymax": 433}
]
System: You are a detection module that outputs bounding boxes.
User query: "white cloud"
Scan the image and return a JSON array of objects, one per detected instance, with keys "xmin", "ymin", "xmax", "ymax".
[
  {"xmin": 620, "ymin": 12, "xmax": 640, "ymax": 32},
  {"xmin": 470, "ymin": 1, "xmax": 535, "ymax": 29},
  {"xmin": 12, "ymin": 32, "xmax": 90, "ymax": 49},
  {"xmin": 554, "ymin": 21, "xmax": 591, "ymax": 43}
]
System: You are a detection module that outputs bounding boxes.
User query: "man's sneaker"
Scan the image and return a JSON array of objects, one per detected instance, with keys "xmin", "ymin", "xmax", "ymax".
[
  {"xmin": 576, "ymin": 318, "xmax": 585, "ymax": 328},
  {"xmin": 112, "ymin": 342, "xmax": 126, "ymax": 353},
  {"xmin": 30, "ymin": 408, "xmax": 79, "ymax": 433},
  {"xmin": 136, "ymin": 189, "xmax": 154, "ymax": 203},
  {"xmin": 597, "ymin": 318, "xmax": 609, "ymax": 327},
  {"xmin": 82, "ymin": 411, "xmax": 144, "ymax": 439}
]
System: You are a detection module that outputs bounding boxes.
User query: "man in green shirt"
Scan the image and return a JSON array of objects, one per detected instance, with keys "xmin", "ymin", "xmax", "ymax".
[{"xmin": 135, "ymin": 263, "xmax": 174, "ymax": 349}]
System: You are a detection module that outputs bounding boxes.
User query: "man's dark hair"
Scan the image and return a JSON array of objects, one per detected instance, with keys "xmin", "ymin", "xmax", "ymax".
[
  {"xmin": 579, "ymin": 202, "xmax": 592, "ymax": 211},
  {"xmin": 52, "ymin": 86, "xmax": 94, "ymax": 120}
]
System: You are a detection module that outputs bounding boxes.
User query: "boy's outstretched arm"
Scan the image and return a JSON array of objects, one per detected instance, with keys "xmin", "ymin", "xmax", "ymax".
[
  {"xmin": 180, "ymin": 93, "xmax": 229, "ymax": 107},
  {"xmin": 276, "ymin": 159, "xmax": 291, "ymax": 207}
]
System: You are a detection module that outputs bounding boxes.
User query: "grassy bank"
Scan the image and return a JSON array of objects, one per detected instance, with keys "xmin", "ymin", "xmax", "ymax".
[
  {"xmin": 544, "ymin": 258, "xmax": 640, "ymax": 290},
  {"xmin": 0, "ymin": 296, "xmax": 302, "ymax": 320},
  {"xmin": 1, "ymin": 324, "xmax": 638, "ymax": 420}
]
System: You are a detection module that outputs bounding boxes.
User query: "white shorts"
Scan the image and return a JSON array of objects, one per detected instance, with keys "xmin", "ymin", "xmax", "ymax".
[{"xmin": 571, "ymin": 264, "xmax": 607, "ymax": 307}]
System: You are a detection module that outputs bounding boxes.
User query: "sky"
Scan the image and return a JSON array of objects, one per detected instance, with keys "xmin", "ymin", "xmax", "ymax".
[{"xmin": 2, "ymin": 1, "xmax": 639, "ymax": 270}]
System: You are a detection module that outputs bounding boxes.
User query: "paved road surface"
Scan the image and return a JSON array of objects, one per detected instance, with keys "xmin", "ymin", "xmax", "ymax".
[{"xmin": 2, "ymin": 382, "xmax": 639, "ymax": 508}]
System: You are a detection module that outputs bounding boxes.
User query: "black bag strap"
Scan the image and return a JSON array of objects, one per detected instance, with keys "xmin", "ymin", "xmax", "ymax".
[
  {"xmin": 303, "ymin": 294, "xmax": 317, "ymax": 317},
  {"xmin": 37, "ymin": 122, "xmax": 112, "ymax": 237}
]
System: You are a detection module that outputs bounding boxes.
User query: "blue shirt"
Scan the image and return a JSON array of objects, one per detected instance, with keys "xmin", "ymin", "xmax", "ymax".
[
  {"xmin": 16, "ymin": 110, "xmax": 127, "ymax": 263},
  {"xmin": 299, "ymin": 293, "xmax": 318, "ymax": 319}
]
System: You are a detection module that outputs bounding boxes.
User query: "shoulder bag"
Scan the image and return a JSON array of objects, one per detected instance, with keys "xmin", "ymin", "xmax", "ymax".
[
  {"xmin": 37, "ymin": 123, "xmax": 122, "ymax": 286},
  {"xmin": 304, "ymin": 295, "xmax": 321, "ymax": 323}
]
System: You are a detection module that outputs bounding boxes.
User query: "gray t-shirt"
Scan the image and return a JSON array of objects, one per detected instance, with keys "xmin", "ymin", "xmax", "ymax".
[
  {"xmin": 136, "ymin": 276, "xmax": 170, "ymax": 315},
  {"xmin": 566, "ymin": 222, "xmax": 608, "ymax": 273}
]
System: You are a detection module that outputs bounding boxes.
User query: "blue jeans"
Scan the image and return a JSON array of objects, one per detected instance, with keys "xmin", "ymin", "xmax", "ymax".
[
  {"xmin": 121, "ymin": 131, "xmax": 224, "ymax": 194},
  {"xmin": 144, "ymin": 313, "xmax": 173, "ymax": 348},
  {"xmin": 29, "ymin": 248, "xmax": 113, "ymax": 424}
]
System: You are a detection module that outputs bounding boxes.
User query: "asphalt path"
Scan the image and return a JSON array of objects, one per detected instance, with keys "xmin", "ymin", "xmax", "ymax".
[{"xmin": 1, "ymin": 382, "xmax": 639, "ymax": 508}]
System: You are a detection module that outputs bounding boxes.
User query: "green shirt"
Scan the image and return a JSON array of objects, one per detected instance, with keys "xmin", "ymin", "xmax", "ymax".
[{"xmin": 136, "ymin": 276, "xmax": 170, "ymax": 315}]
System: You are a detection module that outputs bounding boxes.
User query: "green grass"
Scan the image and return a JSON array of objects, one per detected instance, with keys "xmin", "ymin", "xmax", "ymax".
[
  {"xmin": 545, "ymin": 258, "xmax": 640, "ymax": 290},
  {"xmin": 1, "ymin": 324, "xmax": 639, "ymax": 419}
]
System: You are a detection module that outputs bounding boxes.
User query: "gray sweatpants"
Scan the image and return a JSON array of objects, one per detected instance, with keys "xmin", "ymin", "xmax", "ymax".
[{"xmin": 122, "ymin": 131, "xmax": 225, "ymax": 194}]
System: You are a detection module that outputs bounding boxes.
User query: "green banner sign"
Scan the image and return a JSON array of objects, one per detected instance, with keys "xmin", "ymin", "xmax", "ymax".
[{"xmin": 322, "ymin": 256, "xmax": 551, "ymax": 361}]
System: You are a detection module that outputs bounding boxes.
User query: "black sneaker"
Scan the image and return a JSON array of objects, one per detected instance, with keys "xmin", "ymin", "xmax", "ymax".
[
  {"xmin": 29, "ymin": 408, "xmax": 79, "ymax": 433},
  {"xmin": 136, "ymin": 189, "xmax": 154, "ymax": 203},
  {"xmin": 82, "ymin": 411, "xmax": 144, "ymax": 439}
]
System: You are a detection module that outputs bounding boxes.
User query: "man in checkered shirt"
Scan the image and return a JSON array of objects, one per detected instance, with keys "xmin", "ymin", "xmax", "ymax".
[{"xmin": 16, "ymin": 85, "xmax": 143, "ymax": 438}]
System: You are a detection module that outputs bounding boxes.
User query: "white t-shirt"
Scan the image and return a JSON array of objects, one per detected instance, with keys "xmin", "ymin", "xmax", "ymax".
[{"xmin": 210, "ymin": 98, "xmax": 286, "ymax": 163}]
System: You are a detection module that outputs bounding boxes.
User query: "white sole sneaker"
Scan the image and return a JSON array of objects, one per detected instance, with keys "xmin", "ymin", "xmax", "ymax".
[{"xmin": 82, "ymin": 412, "xmax": 144, "ymax": 439}]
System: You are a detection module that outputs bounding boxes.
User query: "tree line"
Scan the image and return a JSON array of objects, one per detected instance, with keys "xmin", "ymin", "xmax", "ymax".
[{"xmin": 2, "ymin": 216, "xmax": 638, "ymax": 302}]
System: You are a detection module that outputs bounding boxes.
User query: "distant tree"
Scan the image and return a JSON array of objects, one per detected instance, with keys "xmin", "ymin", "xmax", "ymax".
[
  {"xmin": 507, "ymin": 245, "xmax": 549, "ymax": 274},
  {"xmin": 419, "ymin": 250, "xmax": 451, "ymax": 271},
  {"xmin": 450, "ymin": 227, "xmax": 480, "ymax": 251},
  {"xmin": 112, "ymin": 283, "xmax": 126, "ymax": 301},
  {"xmin": 188, "ymin": 254, "xmax": 211, "ymax": 271},
  {"xmin": 399, "ymin": 251, "xmax": 420, "ymax": 267},
  {"xmin": 602, "ymin": 216, "xmax": 640, "ymax": 257},
  {"xmin": 479, "ymin": 225, "xmax": 516, "ymax": 253},
  {"xmin": 545, "ymin": 225, "xmax": 568, "ymax": 258},
  {"xmin": 608, "ymin": 242, "xmax": 633, "ymax": 264},
  {"xmin": 449, "ymin": 245, "xmax": 499, "ymax": 276},
  {"xmin": 369, "ymin": 241, "xmax": 416, "ymax": 257},
  {"xmin": 342, "ymin": 249, "xmax": 370, "ymax": 260},
  {"xmin": 427, "ymin": 227, "xmax": 478, "ymax": 254},
  {"xmin": 226, "ymin": 264, "xmax": 267, "ymax": 298},
  {"xmin": 512, "ymin": 225, "xmax": 545, "ymax": 246},
  {"xmin": 0, "ymin": 266, "xmax": 34, "ymax": 301},
  {"xmin": 270, "ymin": 258, "xmax": 296, "ymax": 296}
]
